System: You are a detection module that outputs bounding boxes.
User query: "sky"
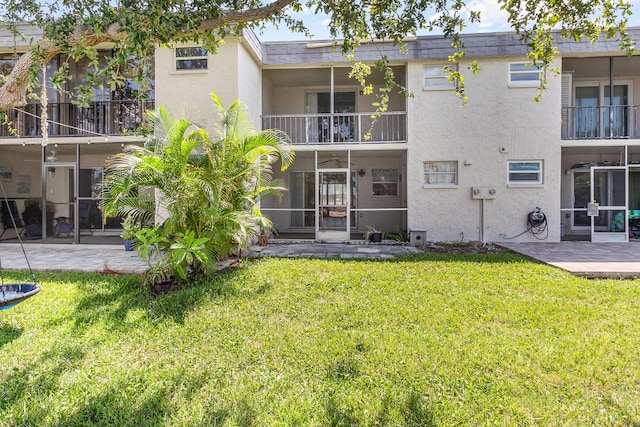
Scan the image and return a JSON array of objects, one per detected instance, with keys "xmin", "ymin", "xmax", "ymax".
[{"xmin": 259, "ymin": 0, "xmax": 640, "ymax": 42}]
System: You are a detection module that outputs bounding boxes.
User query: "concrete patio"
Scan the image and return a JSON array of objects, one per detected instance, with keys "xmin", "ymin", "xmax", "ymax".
[{"xmin": 498, "ymin": 241, "xmax": 640, "ymax": 279}]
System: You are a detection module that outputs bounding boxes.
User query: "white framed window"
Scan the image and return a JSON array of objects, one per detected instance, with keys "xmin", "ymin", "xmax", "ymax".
[
  {"xmin": 175, "ymin": 46, "xmax": 208, "ymax": 71},
  {"xmin": 508, "ymin": 160, "xmax": 543, "ymax": 185},
  {"xmin": 573, "ymin": 80, "xmax": 633, "ymax": 139},
  {"xmin": 508, "ymin": 62, "xmax": 542, "ymax": 87},
  {"xmin": 423, "ymin": 161, "xmax": 458, "ymax": 186},
  {"xmin": 0, "ymin": 58, "xmax": 16, "ymax": 79},
  {"xmin": 423, "ymin": 66, "xmax": 455, "ymax": 90},
  {"xmin": 372, "ymin": 168, "xmax": 399, "ymax": 197}
]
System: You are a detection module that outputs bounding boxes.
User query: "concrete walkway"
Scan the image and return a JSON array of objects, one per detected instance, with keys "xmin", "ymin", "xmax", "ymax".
[
  {"xmin": 248, "ymin": 241, "xmax": 420, "ymax": 259},
  {"xmin": 498, "ymin": 241, "xmax": 640, "ymax": 279},
  {"xmin": 0, "ymin": 243, "xmax": 151, "ymax": 274},
  {"xmin": 0, "ymin": 241, "xmax": 421, "ymax": 274},
  {"xmin": 1, "ymin": 241, "xmax": 639, "ymax": 279}
]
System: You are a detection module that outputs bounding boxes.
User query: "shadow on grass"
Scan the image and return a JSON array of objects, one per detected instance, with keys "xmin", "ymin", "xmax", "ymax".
[
  {"xmin": 0, "ymin": 322, "xmax": 22, "ymax": 348},
  {"xmin": 325, "ymin": 390, "xmax": 435, "ymax": 426},
  {"xmin": 78, "ymin": 269, "xmax": 242, "ymax": 324},
  {"xmin": 324, "ymin": 345, "xmax": 436, "ymax": 426},
  {"xmin": 0, "ymin": 343, "xmax": 86, "ymax": 423},
  {"xmin": 61, "ymin": 387, "xmax": 258, "ymax": 426},
  {"xmin": 1, "ymin": 360, "xmax": 234, "ymax": 426}
]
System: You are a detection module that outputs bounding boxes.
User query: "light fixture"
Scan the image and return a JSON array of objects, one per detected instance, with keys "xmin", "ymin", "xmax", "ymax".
[
  {"xmin": 46, "ymin": 151, "xmax": 59, "ymax": 162},
  {"xmin": 358, "ymin": 168, "xmax": 366, "ymax": 177},
  {"xmin": 47, "ymin": 150, "xmax": 59, "ymax": 176}
]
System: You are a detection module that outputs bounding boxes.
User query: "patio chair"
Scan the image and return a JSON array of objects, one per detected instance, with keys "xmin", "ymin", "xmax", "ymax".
[{"xmin": 0, "ymin": 200, "xmax": 25, "ymax": 240}]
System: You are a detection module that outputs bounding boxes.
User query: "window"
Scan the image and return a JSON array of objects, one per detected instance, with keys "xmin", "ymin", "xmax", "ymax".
[
  {"xmin": 175, "ymin": 46, "xmax": 208, "ymax": 71},
  {"xmin": 508, "ymin": 161, "xmax": 543, "ymax": 185},
  {"xmin": 0, "ymin": 58, "xmax": 16, "ymax": 79},
  {"xmin": 423, "ymin": 66, "xmax": 454, "ymax": 90},
  {"xmin": 508, "ymin": 62, "xmax": 542, "ymax": 87},
  {"xmin": 372, "ymin": 168, "xmax": 399, "ymax": 196},
  {"xmin": 574, "ymin": 82, "xmax": 631, "ymax": 139},
  {"xmin": 423, "ymin": 161, "xmax": 457, "ymax": 186}
]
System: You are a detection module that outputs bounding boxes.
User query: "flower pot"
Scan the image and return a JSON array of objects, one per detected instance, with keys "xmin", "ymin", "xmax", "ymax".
[
  {"xmin": 151, "ymin": 279, "xmax": 176, "ymax": 294},
  {"xmin": 369, "ymin": 232, "xmax": 382, "ymax": 243},
  {"xmin": 124, "ymin": 240, "xmax": 134, "ymax": 251}
]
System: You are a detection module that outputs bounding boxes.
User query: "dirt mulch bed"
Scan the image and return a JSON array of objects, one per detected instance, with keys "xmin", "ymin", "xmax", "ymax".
[{"xmin": 419, "ymin": 241, "xmax": 504, "ymax": 254}]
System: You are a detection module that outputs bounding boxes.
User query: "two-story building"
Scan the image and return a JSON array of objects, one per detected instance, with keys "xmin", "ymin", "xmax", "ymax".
[
  {"xmin": 155, "ymin": 29, "xmax": 640, "ymax": 244},
  {"xmin": 2, "ymin": 26, "xmax": 640, "ymax": 244},
  {"xmin": 0, "ymin": 25, "xmax": 153, "ymax": 243}
]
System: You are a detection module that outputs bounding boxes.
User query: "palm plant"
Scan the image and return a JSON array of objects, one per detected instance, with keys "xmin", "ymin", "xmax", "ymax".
[{"xmin": 102, "ymin": 93, "xmax": 294, "ymax": 280}]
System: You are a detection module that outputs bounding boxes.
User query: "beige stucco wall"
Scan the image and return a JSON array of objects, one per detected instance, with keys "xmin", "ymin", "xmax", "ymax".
[
  {"xmin": 237, "ymin": 41, "xmax": 262, "ymax": 128},
  {"xmin": 155, "ymin": 41, "xmax": 241, "ymax": 130},
  {"xmin": 406, "ymin": 57, "xmax": 563, "ymax": 243},
  {"xmin": 156, "ymin": 38, "xmax": 262, "ymax": 132}
]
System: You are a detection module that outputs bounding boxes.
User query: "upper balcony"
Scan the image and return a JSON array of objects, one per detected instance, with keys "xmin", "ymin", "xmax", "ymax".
[
  {"xmin": 262, "ymin": 111, "xmax": 406, "ymax": 144},
  {"xmin": 561, "ymin": 56, "xmax": 640, "ymax": 141},
  {"xmin": 562, "ymin": 105, "xmax": 640, "ymax": 139},
  {"xmin": 0, "ymin": 99, "xmax": 155, "ymax": 139},
  {"xmin": 262, "ymin": 65, "xmax": 407, "ymax": 145}
]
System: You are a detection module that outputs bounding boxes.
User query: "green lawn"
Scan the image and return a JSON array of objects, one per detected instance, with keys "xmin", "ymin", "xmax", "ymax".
[{"xmin": 1, "ymin": 252, "xmax": 639, "ymax": 426}]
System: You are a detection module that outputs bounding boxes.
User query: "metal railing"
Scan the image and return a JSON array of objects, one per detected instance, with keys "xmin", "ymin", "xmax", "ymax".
[
  {"xmin": 262, "ymin": 111, "xmax": 407, "ymax": 144},
  {"xmin": 0, "ymin": 99, "xmax": 155, "ymax": 138},
  {"xmin": 562, "ymin": 105, "xmax": 639, "ymax": 139}
]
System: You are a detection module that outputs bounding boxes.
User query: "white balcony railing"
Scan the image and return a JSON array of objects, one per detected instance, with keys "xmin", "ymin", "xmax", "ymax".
[
  {"xmin": 0, "ymin": 100, "xmax": 155, "ymax": 138},
  {"xmin": 262, "ymin": 112, "xmax": 407, "ymax": 144},
  {"xmin": 562, "ymin": 105, "xmax": 639, "ymax": 140}
]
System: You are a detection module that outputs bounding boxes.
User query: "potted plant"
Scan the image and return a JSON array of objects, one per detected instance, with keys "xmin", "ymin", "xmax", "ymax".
[
  {"xmin": 134, "ymin": 225, "xmax": 210, "ymax": 293},
  {"xmin": 365, "ymin": 225, "xmax": 383, "ymax": 243},
  {"xmin": 120, "ymin": 215, "xmax": 140, "ymax": 251},
  {"xmin": 138, "ymin": 262, "xmax": 175, "ymax": 294},
  {"xmin": 134, "ymin": 224, "xmax": 175, "ymax": 292}
]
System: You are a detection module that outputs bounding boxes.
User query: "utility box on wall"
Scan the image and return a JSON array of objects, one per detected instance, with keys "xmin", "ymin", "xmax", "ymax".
[
  {"xmin": 471, "ymin": 187, "xmax": 497, "ymax": 199},
  {"xmin": 410, "ymin": 228, "xmax": 427, "ymax": 247}
]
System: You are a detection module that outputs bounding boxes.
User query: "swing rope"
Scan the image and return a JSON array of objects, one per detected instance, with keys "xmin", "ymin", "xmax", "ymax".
[{"xmin": 0, "ymin": 179, "xmax": 39, "ymax": 292}]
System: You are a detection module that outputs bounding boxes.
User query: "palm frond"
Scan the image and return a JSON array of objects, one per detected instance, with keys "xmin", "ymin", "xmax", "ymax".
[{"xmin": 102, "ymin": 94, "xmax": 294, "ymax": 277}]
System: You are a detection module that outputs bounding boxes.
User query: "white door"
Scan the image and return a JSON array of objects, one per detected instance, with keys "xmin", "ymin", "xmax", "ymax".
[
  {"xmin": 591, "ymin": 166, "xmax": 628, "ymax": 242},
  {"xmin": 43, "ymin": 162, "xmax": 78, "ymax": 243},
  {"xmin": 316, "ymin": 169, "xmax": 350, "ymax": 241}
]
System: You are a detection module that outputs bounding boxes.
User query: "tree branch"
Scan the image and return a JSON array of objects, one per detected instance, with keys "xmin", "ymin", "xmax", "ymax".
[
  {"xmin": 0, "ymin": 0, "xmax": 297, "ymax": 113},
  {"xmin": 197, "ymin": 0, "xmax": 298, "ymax": 33},
  {"xmin": 0, "ymin": 23, "xmax": 125, "ymax": 111}
]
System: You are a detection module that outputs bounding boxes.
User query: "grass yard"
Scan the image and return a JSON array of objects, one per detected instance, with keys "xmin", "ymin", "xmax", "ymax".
[{"xmin": 1, "ymin": 252, "xmax": 639, "ymax": 426}]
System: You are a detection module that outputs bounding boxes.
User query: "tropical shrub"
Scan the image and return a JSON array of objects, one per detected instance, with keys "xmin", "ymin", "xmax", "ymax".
[{"xmin": 102, "ymin": 93, "xmax": 294, "ymax": 282}]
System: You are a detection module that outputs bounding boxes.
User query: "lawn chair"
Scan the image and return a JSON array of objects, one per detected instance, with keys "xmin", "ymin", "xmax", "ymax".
[{"xmin": 0, "ymin": 200, "xmax": 25, "ymax": 240}]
